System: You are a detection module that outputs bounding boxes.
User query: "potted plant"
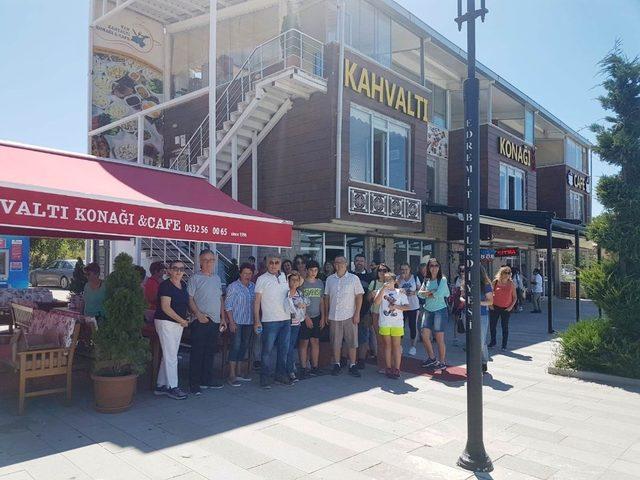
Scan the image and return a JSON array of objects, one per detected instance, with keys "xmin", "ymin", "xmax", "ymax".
[{"xmin": 91, "ymin": 253, "xmax": 150, "ymax": 413}]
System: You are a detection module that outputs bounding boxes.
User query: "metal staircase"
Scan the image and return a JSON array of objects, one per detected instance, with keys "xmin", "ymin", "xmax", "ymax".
[{"xmin": 168, "ymin": 28, "xmax": 327, "ymax": 185}]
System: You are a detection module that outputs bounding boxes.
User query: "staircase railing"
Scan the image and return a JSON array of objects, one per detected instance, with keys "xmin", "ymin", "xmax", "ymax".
[{"xmin": 168, "ymin": 28, "xmax": 325, "ymax": 173}]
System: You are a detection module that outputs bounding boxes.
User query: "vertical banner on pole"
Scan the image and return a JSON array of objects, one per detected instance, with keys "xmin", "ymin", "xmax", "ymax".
[{"xmin": 456, "ymin": 0, "xmax": 493, "ymax": 473}]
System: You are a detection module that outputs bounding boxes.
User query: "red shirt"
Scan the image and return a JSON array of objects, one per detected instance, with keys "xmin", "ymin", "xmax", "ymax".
[
  {"xmin": 492, "ymin": 281, "xmax": 514, "ymax": 308},
  {"xmin": 144, "ymin": 276, "xmax": 161, "ymax": 310}
]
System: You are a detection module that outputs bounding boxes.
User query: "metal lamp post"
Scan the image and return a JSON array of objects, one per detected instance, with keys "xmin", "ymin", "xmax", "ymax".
[{"xmin": 455, "ymin": 0, "xmax": 493, "ymax": 473}]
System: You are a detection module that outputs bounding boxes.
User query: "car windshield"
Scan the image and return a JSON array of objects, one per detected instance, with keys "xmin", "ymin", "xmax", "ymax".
[{"xmin": 46, "ymin": 262, "xmax": 59, "ymax": 269}]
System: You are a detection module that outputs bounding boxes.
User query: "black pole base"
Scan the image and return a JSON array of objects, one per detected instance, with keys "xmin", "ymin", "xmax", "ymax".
[{"xmin": 457, "ymin": 450, "xmax": 494, "ymax": 473}]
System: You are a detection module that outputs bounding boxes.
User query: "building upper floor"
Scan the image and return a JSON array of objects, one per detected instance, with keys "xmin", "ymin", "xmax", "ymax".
[{"xmin": 88, "ymin": 0, "xmax": 592, "ymax": 224}]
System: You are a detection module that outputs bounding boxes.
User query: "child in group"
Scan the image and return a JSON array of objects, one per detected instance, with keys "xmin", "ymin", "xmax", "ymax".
[
  {"xmin": 283, "ymin": 271, "xmax": 308, "ymax": 383},
  {"xmin": 373, "ymin": 273, "xmax": 411, "ymax": 379}
]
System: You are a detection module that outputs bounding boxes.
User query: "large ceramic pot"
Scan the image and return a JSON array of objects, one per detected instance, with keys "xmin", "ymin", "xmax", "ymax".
[{"xmin": 91, "ymin": 373, "xmax": 138, "ymax": 413}]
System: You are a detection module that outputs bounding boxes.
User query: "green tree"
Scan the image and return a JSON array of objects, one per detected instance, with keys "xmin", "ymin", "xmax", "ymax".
[
  {"xmin": 30, "ymin": 238, "xmax": 85, "ymax": 269},
  {"xmin": 93, "ymin": 252, "xmax": 150, "ymax": 376},
  {"xmin": 582, "ymin": 44, "xmax": 640, "ymax": 338}
]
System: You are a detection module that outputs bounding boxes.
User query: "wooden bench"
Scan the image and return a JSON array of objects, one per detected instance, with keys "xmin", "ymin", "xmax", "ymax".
[{"xmin": 0, "ymin": 304, "xmax": 80, "ymax": 415}]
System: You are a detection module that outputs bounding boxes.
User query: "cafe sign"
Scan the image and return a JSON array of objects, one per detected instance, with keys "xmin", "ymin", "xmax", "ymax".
[
  {"xmin": 344, "ymin": 58, "xmax": 428, "ymax": 123},
  {"xmin": 498, "ymin": 136, "xmax": 532, "ymax": 167},
  {"xmin": 567, "ymin": 170, "xmax": 590, "ymax": 193}
]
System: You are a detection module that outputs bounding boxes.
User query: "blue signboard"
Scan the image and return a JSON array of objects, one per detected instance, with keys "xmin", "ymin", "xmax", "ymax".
[{"xmin": 0, "ymin": 236, "xmax": 30, "ymax": 289}]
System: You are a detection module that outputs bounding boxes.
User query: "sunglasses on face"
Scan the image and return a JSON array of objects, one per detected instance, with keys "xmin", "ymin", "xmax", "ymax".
[
  {"xmin": 268, "ymin": 260, "xmax": 281, "ymax": 265},
  {"xmin": 171, "ymin": 267, "xmax": 185, "ymax": 272}
]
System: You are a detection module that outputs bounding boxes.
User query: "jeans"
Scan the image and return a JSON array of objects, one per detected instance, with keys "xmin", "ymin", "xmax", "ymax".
[
  {"xmin": 489, "ymin": 307, "xmax": 511, "ymax": 348},
  {"xmin": 404, "ymin": 309, "xmax": 419, "ymax": 340},
  {"xmin": 189, "ymin": 320, "xmax": 219, "ymax": 388},
  {"xmin": 532, "ymin": 292, "xmax": 542, "ymax": 312},
  {"xmin": 228, "ymin": 324, "xmax": 253, "ymax": 362},
  {"xmin": 480, "ymin": 314, "xmax": 489, "ymax": 363},
  {"xmin": 286, "ymin": 324, "xmax": 300, "ymax": 374},
  {"xmin": 261, "ymin": 320, "xmax": 291, "ymax": 381}
]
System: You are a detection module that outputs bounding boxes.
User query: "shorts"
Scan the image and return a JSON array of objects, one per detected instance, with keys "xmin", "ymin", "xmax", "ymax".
[
  {"xmin": 422, "ymin": 307, "xmax": 448, "ymax": 333},
  {"xmin": 299, "ymin": 315, "xmax": 322, "ymax": 340},
  {"xmin": 379, "ymin": 326, "xmax": 404, "ymax": 337},
  {"xmin": 329, "ymin": 319, "xmax": 358, "ymax": 350}
]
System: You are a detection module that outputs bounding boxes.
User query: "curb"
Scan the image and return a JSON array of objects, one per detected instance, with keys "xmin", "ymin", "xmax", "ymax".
[{"xmin": 547, "ymin": 366, "xmax": 640, "ymax": 388}]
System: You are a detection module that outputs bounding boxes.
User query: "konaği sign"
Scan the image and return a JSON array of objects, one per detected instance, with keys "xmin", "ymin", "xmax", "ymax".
[
  {"xmin": 498, "ymin": 136, "xmax": 532, "ymax": 168},
  {"xmin": 344, "ymin": 58, "xmax": 429, "ymax": 123}
]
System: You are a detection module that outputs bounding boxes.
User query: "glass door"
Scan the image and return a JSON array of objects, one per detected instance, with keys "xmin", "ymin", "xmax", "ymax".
[{"xmin": 324, "ymin": 232, "xmax": 345, "ymax": 265}]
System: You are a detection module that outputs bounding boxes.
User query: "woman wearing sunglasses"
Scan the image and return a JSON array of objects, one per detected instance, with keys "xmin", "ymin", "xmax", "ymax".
[
  {"xmin": 418, "ymin": 258, "xmax": 450, "ymax": 370},
  {"xmin": 153, "ymin": 261, "xmax": 190, "ymax": 400}
]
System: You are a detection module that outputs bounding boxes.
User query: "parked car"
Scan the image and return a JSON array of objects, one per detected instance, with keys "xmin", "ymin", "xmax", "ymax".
[{"xmin": 30, "ymin": 259, "xmax": 78, "ymax": 289}]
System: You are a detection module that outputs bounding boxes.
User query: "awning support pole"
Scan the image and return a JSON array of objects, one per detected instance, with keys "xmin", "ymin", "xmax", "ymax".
[
  {"xmin": 252, "ymin": 130, "xmax": 258, "ymax": 261},
  {"xmin": 547, "ymin": 220, "xmax": 554, "ymax": 333},
  {"xmin": 135, "ymin": 238, "xmax": 142, "ymax": 265},
  {"xmin": 575, "ymin": 230, "xmax": 580, "ymax": 322}
]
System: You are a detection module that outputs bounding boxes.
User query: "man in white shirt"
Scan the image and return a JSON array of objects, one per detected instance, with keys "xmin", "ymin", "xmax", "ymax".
[
  {"xmin": 325, "ymin": 256, "xmax": 364, "ymax": 377},
  {"xmin": 531, "ymin": 268, "xmax": 543, "ymax": 313},
  {"xmin": 254, "ymin": 254, "xmax": 291, "ymax": 389}
]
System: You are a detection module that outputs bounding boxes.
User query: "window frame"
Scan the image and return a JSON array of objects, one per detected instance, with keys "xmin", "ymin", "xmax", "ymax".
[
  {"xmin": 426, "ymin": 158, "xmax": 438, "ymax": 204},
  {"xmin": 499, "ymin": 162, "xmax": 526, "ymax": 210},
  {"xmin": 349, "ymin": 103, "xmax": 412, "ymax": 192},
  {"xmin": 569, "ymin": 191, "xmax": 585, "ymax": 223}
]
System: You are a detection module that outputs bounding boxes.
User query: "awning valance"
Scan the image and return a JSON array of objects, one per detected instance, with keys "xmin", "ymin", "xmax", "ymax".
[{"xmin": 0, "ymin": 142, "xmax": 292, "ymax": 247}]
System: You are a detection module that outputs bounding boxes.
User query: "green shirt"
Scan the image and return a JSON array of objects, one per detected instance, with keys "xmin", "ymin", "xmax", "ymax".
[{"xmin": 83, "ymin": 281, "xmax": 106, "ymax": 319}]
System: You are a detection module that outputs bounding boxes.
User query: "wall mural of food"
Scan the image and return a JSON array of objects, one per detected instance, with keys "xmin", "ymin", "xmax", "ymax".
[{"xmin": 91, "ymin": 48, "xmax": 164, "ymax": 165}]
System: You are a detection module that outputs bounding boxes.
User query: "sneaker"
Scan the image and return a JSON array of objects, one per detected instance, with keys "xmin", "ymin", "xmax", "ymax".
[
  {"xmin": 167, "ymin": 387, "xmax": 187, "ymax": 400},
  {"xmin": 331, "ymin": 364, "xmax": 342, "ymax": 376},
  {"xmin": 436, "ymin": 361, "xmax": 447, "ymax": 370},
  {"xmin": 154, "ymin": 385, "xmax": 169, "ymax": 396},
  {"xmin": 487, "ymin": 342, "xmax": 496, "ymax": 348},
  {"xmin": 501, "ymin": 346, "xmax": 508, "ymax": 351},
  {"xmin": 259, "ymin": 376, "xmax": 272, "ymax": 389},
  {"xmin": 275, "ymin": 375, "xmax": 294, "ymax": 386},
  {"xmin": 289, "ymin": 372, "xmax": 299, "ymax": 383},
  {"xmin": 237, "ymin": 375, "xmax": 252, "ymax": 382},
  {"xmin": 227, "ymin": 378, "xmax": 241, "ymax": 387},
  {"xmin": 201, "ymin": 381, "xmax": 224, "ymax": 390},
  {"xmin": 191, "ymin": 386, "xmax": 202, "ymax": 396},
  {"xmin": 349, "ymin": 365, "xmax": 361, "ymax": 378},
  {"xmin": 482, "ymin": 363, "xmax": 488, "ymax": 374},
  {"xmin": 309, "ymin": 367, "xmax": 321, "ymax": 377},
  {"xmin": 377, "ymin": 368, "xmax": 386, "ymax": 374},
  {"xmin": 409, "ymin": 346, "xmax": 417, "ymax": 356},
  {"xmin": 421, "ymin": 358, "xmax": 438, "ymax": 369},
  {"xmin": 356, "ymin": 359, "xmax": 366, "ymax": 370}
]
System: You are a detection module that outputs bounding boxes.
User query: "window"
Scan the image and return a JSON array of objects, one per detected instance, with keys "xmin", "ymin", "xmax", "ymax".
[
  {"xmin": 394, "ymin": 239, "xmax": 434, "ymax": 272},
  {"xmin": 426, "ymin": 159, "xmax": 437, "ymax": 204},
  {"xmin": 524, "ymin": 108, "xmax": 534, "ymax": 145},
  {"xmin": 349, "ymin": 104, "xmax": 411, "ymax": 190},
  {"xmin": 500, "ymin": 163, "xmax": 525, "ymax": 210},
  {"xmin": 425, "ymin": 81, "xmax": 448, "ymax": 129},
  {"xmin": 565, "ymin": 137, "xmax": 585, "ymax": 172},
  {"xmin": 569, "ymin": 191, "xmax": 585, "ymax": 223}
]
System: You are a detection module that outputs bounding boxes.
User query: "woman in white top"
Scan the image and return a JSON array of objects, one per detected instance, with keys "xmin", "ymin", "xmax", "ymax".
[{"xmin": 398, "ymin": 263, "xmax": 420, "ymax": 356}]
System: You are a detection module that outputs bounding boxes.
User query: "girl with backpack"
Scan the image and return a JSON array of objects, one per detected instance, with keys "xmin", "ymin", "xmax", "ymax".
[{"xmin": 418, "ymin": 258, "xmax": 450, "ymax": 370}]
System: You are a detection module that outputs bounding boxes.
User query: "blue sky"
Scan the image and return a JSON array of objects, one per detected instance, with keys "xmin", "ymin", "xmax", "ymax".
[{"xmin": 1, "ymin": 0, "xmax": 639, "ymax": 216}]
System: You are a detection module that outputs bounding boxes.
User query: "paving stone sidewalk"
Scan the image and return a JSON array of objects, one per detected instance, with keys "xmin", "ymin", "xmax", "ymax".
[{"xmin": 1, "ymin": 298, "xmax": 639, "ymax": 480}]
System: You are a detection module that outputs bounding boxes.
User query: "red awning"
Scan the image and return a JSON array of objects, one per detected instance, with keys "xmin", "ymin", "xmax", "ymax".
[{"xmin": 0, "ymin": 141, "xmax": 292, "ymax": 247}]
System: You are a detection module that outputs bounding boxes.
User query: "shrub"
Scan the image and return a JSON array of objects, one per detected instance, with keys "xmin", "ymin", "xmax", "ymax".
[
  {"xmin": 555, "ymin": 318, "xmax": 640, "ymax": 379},
  {"xmin": 93, "ymin": 253, "xmax": 150, "ymax": 376}
]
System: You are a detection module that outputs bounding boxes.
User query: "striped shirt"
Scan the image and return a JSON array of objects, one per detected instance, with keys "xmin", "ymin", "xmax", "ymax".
[{"xmin": 224, "ymin": 280, "xmax": 255, "ymax": 325}]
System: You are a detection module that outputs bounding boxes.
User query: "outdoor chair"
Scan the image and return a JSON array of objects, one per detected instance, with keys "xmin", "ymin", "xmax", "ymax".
[{"xmin": 0, "ymin": 305, "xmax": 80, "ymax": 414}]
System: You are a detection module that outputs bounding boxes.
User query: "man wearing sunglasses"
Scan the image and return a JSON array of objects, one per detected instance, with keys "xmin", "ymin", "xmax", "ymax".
[{"xmin": 254, "ymin": 253, "xmax": 291, "ymax": 388}]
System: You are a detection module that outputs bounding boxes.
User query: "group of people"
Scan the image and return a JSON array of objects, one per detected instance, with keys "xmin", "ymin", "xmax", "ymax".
[{"xmin": 137, "ymin": 247, "xmax": 546, "ymax": 399}]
